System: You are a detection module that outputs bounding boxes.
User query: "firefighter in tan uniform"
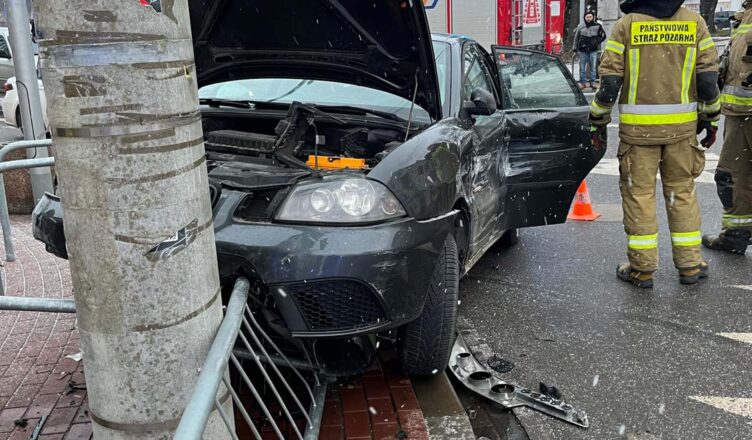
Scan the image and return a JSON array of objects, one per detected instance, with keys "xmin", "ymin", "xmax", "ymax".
[
  {"xmin": 589, "ymin": 0, "xmax": 721, "ymax": 288},
  {"xmin": 702, "ymin": 2, "xmax": 752, "ymax": 255}
]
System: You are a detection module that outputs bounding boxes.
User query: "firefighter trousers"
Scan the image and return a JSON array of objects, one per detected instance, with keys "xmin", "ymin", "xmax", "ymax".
[
  {"xmin": 617, "ymin": 139, "xmax": 705, "ymax": 272},
  {"xmin": 716, "ymin": 116, "xmax": 752, "ymax": 231}
]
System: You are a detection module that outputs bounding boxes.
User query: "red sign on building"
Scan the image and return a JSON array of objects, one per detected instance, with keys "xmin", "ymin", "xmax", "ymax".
[{"xmin": 524, "ymin": 0, "xmax": 541, "ymax": 25}]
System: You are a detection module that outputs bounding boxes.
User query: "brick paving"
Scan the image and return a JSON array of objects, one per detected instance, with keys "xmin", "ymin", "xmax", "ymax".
[
  {"xmin": 0, "ymin": 216, "xmax": 90, "ymax": 440},
  {"xmin": 0, "ymin": 215, "xmax": 432, "ymax": 440},
  {"xmin": 318, "ymin": 357, "xmax": 430, "ymax": 440}
]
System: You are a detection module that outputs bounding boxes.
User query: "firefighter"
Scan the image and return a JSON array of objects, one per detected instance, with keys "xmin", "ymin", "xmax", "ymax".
[
  {"xmin": 589, "ymin": 0, "xmax": 721, "ymax": 288},
  {"xmin": 702, "ymin": 1, "xmax": 752, "ymax": 255}
]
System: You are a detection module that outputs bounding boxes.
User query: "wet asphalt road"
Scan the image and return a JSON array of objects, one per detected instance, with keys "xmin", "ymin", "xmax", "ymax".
[{"xmin": 457, "ymin": 117, "xmax": 752, "ymax": 439}]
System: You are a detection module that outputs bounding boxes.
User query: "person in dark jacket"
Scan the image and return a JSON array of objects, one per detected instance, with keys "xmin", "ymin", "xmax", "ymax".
[{"xmin": 573, "ymin": 11, "xmax": 607, "ymax": 90}]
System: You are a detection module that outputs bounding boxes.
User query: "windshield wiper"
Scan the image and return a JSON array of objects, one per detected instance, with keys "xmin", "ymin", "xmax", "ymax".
[
  {"xmin": 199, "ymin": 98, "xmax": 255, "ymax": 109},
  {"xmin": 313, "ymin": 105, "xmax": 407, "ymax": 124}
]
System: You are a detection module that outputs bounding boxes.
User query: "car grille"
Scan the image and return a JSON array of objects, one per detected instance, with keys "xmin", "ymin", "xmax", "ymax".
[{"xmin": 286, "ymin": 280, "xmax": 388, "ymax": 331}]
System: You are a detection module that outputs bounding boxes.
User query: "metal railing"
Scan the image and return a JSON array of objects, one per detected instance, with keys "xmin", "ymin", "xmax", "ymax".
[
  {"xmin": 0, "ymin": 295, "xmax": 75, "ymax": 313},
  {"xmin": 176, "ymin": 277, "xmax": 327, "ymax": 440},
  {"xmin": 0, "ymin": 139, "xmax": 55, "ymax": 265}
]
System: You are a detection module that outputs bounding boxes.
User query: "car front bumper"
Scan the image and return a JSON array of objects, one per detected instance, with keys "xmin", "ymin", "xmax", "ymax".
[{"xmin": 214, "ymin": 190, "xmax": 458, "ymax": 338}]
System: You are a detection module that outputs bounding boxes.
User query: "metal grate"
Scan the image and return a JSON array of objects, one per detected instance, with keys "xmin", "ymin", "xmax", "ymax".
[{"xmin": 287, "ymin": 280, "xmax": 388, "ymax": 331}]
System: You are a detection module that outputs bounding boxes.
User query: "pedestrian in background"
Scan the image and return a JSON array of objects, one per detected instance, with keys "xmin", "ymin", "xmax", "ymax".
[
  {"xmin": 573, "ymin": 11, "xmax": 606, "ymax": 91},
  {"xmin": 703, "ymin": 1, "xmax": 752, "ymax": 255},
  {"xmin": 589, "ymin": 0, "xmax": 720, "ymax": 288}
]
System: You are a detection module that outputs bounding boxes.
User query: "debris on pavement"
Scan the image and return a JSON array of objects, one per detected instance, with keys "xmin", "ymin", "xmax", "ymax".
[
  {"xmin": 65, "ymin": 351, "xmax": 83, "ymax": 362},
  {"xmin": 449, "ymin": 334, "xmax": 589, "ymax": 428},
  {"xmin": 487, "ymin": 354, "xmax": 515, "ymax": 373},
  {"xmin": 539, "ymin": 380, "xmax": 563, "ymax": 400}
]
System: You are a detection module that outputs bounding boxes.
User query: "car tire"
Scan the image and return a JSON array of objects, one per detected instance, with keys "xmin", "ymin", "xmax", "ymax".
[
  {"xmin": 400, "ymin": 234, "xmax": 458, "ymax": 376},
  {"xmin": 499, "ymin": 228, "xmax": 520, "ymax": 247}
]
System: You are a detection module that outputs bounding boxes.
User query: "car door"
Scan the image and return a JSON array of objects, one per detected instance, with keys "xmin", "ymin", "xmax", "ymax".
[
  {"xmin": 460, "ymin": 43, "xmax": 507, "ymax": 251},
  {"xmin": 492, "ymin": 46, "xmax": 604, "ymax": 230}
]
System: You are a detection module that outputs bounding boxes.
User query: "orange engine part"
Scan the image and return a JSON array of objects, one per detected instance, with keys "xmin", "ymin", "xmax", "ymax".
[{"xmin": 306, "ymin": 155, "xmax": 368, "ymax": 171}]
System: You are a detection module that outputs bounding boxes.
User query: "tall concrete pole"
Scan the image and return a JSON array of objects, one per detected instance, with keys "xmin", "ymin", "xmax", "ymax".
[
  {"xmin": 5, "ymin": 0, "xmax": 53, "ymax": 204},
  {"xmin": 34, "ymin": 1, "xmax": 230, "ymax": 438},
  {"xmin": 599, "ymin": 0, "xmax": 621, "ymax": 39}
]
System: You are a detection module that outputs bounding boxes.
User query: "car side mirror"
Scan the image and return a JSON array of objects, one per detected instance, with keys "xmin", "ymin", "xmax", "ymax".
[{"xmin": 463, "ymin": 88, "xmax": 497, "ymax": 117}]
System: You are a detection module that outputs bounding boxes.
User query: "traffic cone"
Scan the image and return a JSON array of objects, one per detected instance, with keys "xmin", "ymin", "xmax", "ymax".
[{"xmin": 567, "ymin": 180, "xmax": 601, "ymax": 221}]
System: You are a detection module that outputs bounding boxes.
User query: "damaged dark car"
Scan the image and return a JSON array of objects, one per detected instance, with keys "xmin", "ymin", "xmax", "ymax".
[{"xmin": 32, "ymin": 0, "xmax": 603, "ymax": 375}]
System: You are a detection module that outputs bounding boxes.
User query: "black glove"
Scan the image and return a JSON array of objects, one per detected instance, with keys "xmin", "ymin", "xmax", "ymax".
[
  {"xmin": 697, "ymin": 119, "xmax": 718, "ymax": 149},
  {"xmin": 589, "ymin": 114, "xmax": 609, "ymax": 153}
]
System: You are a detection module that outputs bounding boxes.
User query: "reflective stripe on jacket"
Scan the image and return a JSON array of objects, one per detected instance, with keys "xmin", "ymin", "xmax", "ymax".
[
  {"xmin": 593, "ymin": 7, "xmax": 719, "ymax": 145},
  {"xmin": 722, "ymin": 8, "xmax": 752, "ymax": 115}
]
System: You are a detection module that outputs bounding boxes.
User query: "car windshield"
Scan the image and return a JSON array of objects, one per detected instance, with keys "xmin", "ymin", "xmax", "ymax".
[{"xmin": 199, "ymin": 41, "xmax": 450, "ymax": 122}]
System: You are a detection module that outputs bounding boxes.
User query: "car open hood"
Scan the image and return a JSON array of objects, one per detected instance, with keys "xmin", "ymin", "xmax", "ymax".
[{"xmin": 189, "ymin": 0, "xmax": 442, "ymax": 120}]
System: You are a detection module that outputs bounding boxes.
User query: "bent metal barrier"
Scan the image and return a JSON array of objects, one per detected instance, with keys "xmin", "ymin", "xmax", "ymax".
[
  {"xmin": 0, "ymin": 277, "xmax": 328, "ymax": 439},
  {"xmin": 175, "ymin": 277, "xmax": 328, "ymax": 440}
]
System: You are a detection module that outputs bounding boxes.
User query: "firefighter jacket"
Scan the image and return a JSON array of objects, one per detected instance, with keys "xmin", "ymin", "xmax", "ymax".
[
  {"xmin": 721, "ymin": 7, "xmax": 752, "ymax": 116},
  {"xmin": 590, "ymin": 7, "xmax": 720, "ymax": 146}
]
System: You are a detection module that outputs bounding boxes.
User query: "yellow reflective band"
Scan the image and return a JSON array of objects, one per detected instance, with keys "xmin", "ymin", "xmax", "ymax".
[
  {"xmin": 699, "ymin": 98, "xmax": 721, "ymax": 114},
  {"xmin": 732, "ymin": 24, "xmax": 752, "ymax": 38},
  {"xmin": 681, "ymin": 47, "xmax": 697, "ymax": 104},
  {"xmin": 721, "ymin": 93, "xmax": 752, "ymax": 106},
  {"xmin": 620, "ymin": 112, "xmax": 698, "ymax": 125},
  {"xmin": 590, "ymin": 100, "xmax": 611, "ymax": 116},
  {"xmin": 698, "ymin": 37, "xmax": 715, "ymax": 51},
  {"xmin": 628, "ymin": 234, "xmax": 658, "ymax": 250},
  {"xmin": 722, "ymin": 214, "xmax": 752, "ymax": 228},
  {"xmin": 630, "ymin": 21, "xmax": 697, "ymax": 45},
  {"xmin": 605, "ymin": 40, "xmax": 625, "ymax": 54},
  {"xmin": 628, "ymin": 49, "xmax": 640, "ymax": 105},
  {"xmin": 671, "ymin": 231, "xmax": 702, "ymax": 247}
]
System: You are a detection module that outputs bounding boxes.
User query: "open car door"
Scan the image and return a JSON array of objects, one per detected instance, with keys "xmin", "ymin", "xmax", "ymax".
[{"xmin": 492, "ymin": 46, "xmax": 605, "ymax": 229}]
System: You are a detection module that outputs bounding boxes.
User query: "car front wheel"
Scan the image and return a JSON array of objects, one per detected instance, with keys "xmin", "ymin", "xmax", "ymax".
[{"xmin": 400, "ymin": 234, "xmax": 459, "ymax": 375}]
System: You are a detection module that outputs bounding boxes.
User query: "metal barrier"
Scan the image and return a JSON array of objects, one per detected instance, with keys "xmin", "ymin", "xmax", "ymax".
[
  {"xmin": 176, "ymin": 277, "xmax": 327, "ymax": 440},
  {"xmin": 0, "ymin": 139, "xmax": 55, "ymax": 296},
  {"xmin": 0, "ymin": 139, "xmax": 55, "ymax": 264},
  {"xmin": 0, "ymin": 295, "xmax": 75, "ymax": 313}
]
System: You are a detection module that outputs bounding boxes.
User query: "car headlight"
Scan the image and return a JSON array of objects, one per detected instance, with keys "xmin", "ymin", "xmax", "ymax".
[{"xmin": 276, "ymin": 177, "xmax": 406, "ymax": 224}]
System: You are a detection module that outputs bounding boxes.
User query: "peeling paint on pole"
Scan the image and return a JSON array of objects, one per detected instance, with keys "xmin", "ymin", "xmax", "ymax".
[{"xmin": 34, "ymin": 0, "xmax": 230, "ymax": 438}]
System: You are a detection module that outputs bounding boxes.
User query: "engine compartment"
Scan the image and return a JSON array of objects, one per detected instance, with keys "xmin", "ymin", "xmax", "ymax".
[{"xmin": 201, "ymin": 102, "xmax": 408, "ymax": 175}]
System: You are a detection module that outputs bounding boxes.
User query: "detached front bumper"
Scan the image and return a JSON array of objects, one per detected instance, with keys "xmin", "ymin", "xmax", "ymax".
[{"xmin": 214, "ymin": 191, "xmax": 457, "ymax": 338}]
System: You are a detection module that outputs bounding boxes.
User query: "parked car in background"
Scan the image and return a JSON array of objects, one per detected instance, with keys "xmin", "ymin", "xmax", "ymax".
[
  {"xmin": 715, "ymin": 10, "xmax": 734, "ymax": 30},
  {"xmin": 31, "ymin": 0, "xmax": 604, "ymax": 376},
  {"xmin": 0, "ymin": 27, "xmax": 14, "ymax": 85},
  {"xmin": 1, "ymin": 76, "xmax": 48, "ymax": 135}
]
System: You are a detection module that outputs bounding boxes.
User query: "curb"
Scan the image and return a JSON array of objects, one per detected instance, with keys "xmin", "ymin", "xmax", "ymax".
[{"xmin": 411, "ymin": 372, "xmax": 475, "ymax": 440}]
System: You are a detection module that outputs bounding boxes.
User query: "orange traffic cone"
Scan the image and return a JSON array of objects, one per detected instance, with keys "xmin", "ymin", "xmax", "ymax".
[{"xmin": 567, "ymin": 180, "xmax": 601, "ymax": 221}]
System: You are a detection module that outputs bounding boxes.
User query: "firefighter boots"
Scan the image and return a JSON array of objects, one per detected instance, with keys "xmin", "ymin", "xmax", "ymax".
[
  {"xmin": 616, "ymin": 263, "xmax": 654, "ymax": 288},
  {"xmin": 702, "ymin": 229, "xmax": 751, "ymax": 255},
  {"xmin": 678, "ymin": 261, "xmax": 709, "ymax": 285}
]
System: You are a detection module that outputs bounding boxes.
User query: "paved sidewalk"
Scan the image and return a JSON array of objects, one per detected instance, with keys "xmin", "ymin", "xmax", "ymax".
[{"xmin": 0, "ymin": 216, "xmax": 90, "ymax": 440}]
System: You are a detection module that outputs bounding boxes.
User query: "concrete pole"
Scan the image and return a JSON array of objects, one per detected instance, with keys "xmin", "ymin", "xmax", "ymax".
[
  {"xmin": 598, "ymin": 0, "xmax": 621, "ymax": 39},
  {"xmin": 34, "ymin": 1, "xmax": 230, "ymax": 438},
  {"xmin": 5, "ymin": 0, "xmax": 53, "ymax": 204}
]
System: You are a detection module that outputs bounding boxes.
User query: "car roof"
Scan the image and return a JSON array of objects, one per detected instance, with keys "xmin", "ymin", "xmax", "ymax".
[{"xmin": 431, "ymin": 32, "xmax": 472, "ymax": 46}]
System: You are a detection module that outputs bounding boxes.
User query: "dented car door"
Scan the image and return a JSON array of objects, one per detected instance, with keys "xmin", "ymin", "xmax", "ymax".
[{"xmin": 492, "ymin": 46, "xmax": 605, "ymax": 229}]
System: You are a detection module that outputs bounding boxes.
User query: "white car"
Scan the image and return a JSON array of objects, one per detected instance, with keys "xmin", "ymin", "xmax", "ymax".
[{"xmin": 2, "ymin": 76, "xmax": 48, "ymax": 135}]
